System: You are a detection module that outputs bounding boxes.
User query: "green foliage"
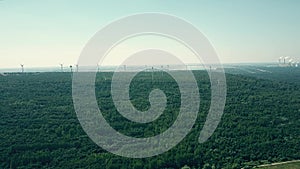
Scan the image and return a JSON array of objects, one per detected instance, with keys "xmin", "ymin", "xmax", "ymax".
[{"xmin": 0, "ymin": 69, "xmax": 299, "ymax": 169}]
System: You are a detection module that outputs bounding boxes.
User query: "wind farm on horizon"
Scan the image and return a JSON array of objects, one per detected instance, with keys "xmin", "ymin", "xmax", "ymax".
[{"xmin": 1, "ymin": 57, "xmax": 299, "ymax": 74}]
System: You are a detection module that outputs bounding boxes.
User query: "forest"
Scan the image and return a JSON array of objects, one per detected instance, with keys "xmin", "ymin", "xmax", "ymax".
[{"xmin": 0, "ymin": 67, "xmax": 299, "ymax": 169}]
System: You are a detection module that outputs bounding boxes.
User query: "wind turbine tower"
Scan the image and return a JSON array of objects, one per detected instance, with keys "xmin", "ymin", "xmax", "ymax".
[
  {"xmin": 20, "ymin": 64, "xmax": 24, "ymax": 73},
  {"xmin": 70, "ymin": 65, "xmax": 73, "ymax": 72},
  {"xmin": 151, "ymin": 66, "xmax": 154, "ymax": 82},
  {"xmin": 60, "ymin": 63, "xmax": 63, "ymax": 72},
  {"xmin": 75, "ymin": 64, "xmax": 79, "ymax": 72}
]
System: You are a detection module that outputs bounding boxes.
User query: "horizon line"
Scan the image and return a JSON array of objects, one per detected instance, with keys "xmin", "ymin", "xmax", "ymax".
[{"xmin": 0, "ymin": 62, "xmax": 279, "ymax": 70}]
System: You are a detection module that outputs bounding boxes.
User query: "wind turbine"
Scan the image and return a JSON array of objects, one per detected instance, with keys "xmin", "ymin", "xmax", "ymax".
[
  {"xmin": 69, "ymin": 65, "xmax": 73, "ymax": 72},
  {"xmin": 151, "ymin": 66, "xmax": 154, "ymax": 82},
  {"xmin": 59, "ymin": 63, "xmax": 63, "ymax": 72},
  {"xmin": 20, "ymin": 64, "xmax": 24, "ymax": 73},
  {"xmin": 75, "ymin": 64, "xmax": 79, "ymax": 72}
]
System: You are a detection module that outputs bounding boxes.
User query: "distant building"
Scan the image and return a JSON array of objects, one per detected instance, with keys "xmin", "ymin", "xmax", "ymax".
[{"xmin": 278, "ymin": 56, "xmax": 299, "ymax": 67}]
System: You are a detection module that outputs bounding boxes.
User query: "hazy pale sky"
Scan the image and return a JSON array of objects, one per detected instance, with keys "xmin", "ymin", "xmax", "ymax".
[{"xmin": 1, "ymin": 0, "xmax": 300, "ymax": 68}]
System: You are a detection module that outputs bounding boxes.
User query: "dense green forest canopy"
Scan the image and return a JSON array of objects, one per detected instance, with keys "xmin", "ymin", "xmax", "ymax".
[{"xmin": 0, "ymin": 67, "xmax": 299, "ymax": 169}]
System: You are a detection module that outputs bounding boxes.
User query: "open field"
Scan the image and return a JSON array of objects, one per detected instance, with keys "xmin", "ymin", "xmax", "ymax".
[{"xmin": 257, "ymin": 160, "xmax": 300, "ymax": 169}]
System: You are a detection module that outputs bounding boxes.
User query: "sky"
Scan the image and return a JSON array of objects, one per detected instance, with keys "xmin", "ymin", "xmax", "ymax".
[{"xmin": 0, "ymin": 0, "xmax": 300, "ymax": 68}]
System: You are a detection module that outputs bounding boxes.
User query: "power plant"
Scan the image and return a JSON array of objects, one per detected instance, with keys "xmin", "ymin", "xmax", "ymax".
[{"xmin": 278, "ymin": 56, "xmax": 299, "ymax": 67}]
